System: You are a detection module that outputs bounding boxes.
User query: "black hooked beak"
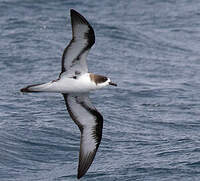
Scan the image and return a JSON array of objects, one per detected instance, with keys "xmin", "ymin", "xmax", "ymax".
[{"xmin": 109, "ymin": 82, "xmax": 117, "ymax": 86}]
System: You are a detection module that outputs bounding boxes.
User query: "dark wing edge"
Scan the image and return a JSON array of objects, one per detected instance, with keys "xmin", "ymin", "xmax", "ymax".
[
  {"xmin": 61, "ymin": 9, "xmax": 95, "ymax": 74},
  {"xmin": 62, "ymin": 94, "xmax": 103, "ymax": 179},
  {"xmin": 78, "ymin": 146, "xmax": 97, "ymax": 179},
  {"xmin": 70, "ymin": 9, "xmax": 95, "ymax": 47}
]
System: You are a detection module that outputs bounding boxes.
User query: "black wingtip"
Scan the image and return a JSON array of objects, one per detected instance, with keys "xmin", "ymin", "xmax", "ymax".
[
  {"xmin": 77, "ymin": 150, "xmax": 98, "ymax": 179},
  {"xmin": 77, "ymin": 170, "xmax": 85, "ymax": 179},
  {"xmin": 70, "ymin": 9, "xmax": 91, "ymax": 27},
  {"xmin": 70, "ymin": 9, "xmax": 77, "ymax": 14},
  {"xmin": 70, "ymin": 9, "xmax": 82, "ymax": 17},
  {"xmin": 70, "ymin": 9, "xmax": 81, "ymax": 19},
  {"xmin": 77, "ymin": 174, "xmax": 81, "ymax": 179},
  {"xmin": 69, "ymin": 9, "xmax": 95, "ymax": 48}
]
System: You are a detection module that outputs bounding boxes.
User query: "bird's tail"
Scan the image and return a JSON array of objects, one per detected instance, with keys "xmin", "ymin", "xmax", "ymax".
[{"xmin": 20, "ymin": 82, "xmax": 53, "ymax": 93}]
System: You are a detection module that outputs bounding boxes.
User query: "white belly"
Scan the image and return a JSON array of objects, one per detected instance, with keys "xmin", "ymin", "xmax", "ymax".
[
  {"xmin": 26, "ymin": 73, "xmax": 107, "ymax": 94},
  {"xmin": 52, "ymin": 77, "xmax": 97, "ymax": 93},
  {"xmin": 32, "ymin": 75, "xmax": 97, "ymax": 93}
]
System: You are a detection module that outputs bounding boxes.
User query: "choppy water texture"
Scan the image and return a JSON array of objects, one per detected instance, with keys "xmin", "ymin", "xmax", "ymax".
[{"xmin": 1, "ymin": 0, "xmax": 200, "ymax": 180}]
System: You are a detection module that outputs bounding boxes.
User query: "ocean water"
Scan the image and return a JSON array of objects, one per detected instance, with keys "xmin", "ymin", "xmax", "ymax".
[{"xmin": 1, "ymin": 0, "xmax": 200, "ymax": 180}]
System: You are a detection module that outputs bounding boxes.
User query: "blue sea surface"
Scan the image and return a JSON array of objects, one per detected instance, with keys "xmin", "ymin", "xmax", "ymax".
[{"xmin": 1, "ymin": 0, "xmax": 200, "ymax": 180}]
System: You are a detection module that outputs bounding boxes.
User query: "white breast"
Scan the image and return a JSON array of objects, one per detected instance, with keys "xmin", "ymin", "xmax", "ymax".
[{"xmin": 50, "ymin": 73, "xmax": 97, "ymax": 93}]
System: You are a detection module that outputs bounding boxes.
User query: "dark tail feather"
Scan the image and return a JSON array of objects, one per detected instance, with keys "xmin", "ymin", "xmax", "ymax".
[{"xmin": 20, "ymin": 83, "xmax": 44, "ymax": 93}]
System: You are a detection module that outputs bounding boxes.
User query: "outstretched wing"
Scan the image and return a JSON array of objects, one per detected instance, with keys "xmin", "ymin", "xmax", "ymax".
[
  {"xmin": 61, "ymin": 9, "xmax": 95, "ymax": 77},
  {"xmin": 63, "ymin": 94, "xmax": 103, "ymax": 179}
]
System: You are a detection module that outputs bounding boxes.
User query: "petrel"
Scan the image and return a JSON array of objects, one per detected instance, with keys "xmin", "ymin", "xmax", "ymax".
[{"xmin": 21, "ymin": 9, "xmax": 117, "ymax": 179}]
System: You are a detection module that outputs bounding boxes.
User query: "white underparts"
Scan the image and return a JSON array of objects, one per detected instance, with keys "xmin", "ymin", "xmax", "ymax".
[{"xmin": 28, "ymin": 73, "xmax": 109, "ymax": 94}]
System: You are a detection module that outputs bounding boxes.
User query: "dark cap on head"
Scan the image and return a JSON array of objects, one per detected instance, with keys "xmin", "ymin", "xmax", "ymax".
[
  {"xmin": 89, "ymin": 73, "xmax": 117, "ymax": 86},
  {"xmin": 90, "ymin": 74, "xmax": 108, "ymax": 85}
]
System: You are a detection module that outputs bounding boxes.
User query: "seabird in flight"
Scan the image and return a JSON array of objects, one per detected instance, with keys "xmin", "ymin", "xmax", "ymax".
[{"xmin": 21, "ymin": 9, "xmax": 117, "ymax": 179}]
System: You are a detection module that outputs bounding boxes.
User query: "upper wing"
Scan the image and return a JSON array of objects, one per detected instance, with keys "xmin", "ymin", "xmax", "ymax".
[
  {"xmin": 60, "ymin": 9, "xmax": 95, "ymax": 77},
  {"xmin": 63, "ymin": 94, "xmax": 103, "ymax": 179}
]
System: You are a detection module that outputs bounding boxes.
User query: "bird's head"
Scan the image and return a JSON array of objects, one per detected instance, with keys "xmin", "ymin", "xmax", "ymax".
[{"xmin": 89, "ymin": 73, "xmax": 117, "ymax": 88}]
